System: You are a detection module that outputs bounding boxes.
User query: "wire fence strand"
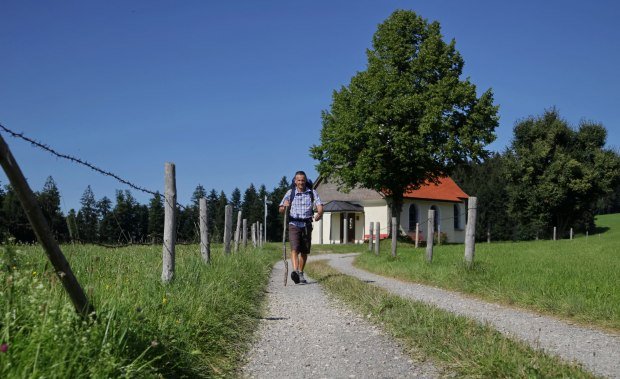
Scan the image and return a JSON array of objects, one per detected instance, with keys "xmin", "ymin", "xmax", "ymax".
[{"xmin": 0, "ymin": 123, "xmax": 158, "ymax": 196}]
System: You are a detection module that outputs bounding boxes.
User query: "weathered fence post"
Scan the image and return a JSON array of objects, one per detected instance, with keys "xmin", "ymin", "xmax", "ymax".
[
  {"xmin": 319, "ymin": 218, "xmax": 323, "ymax": 244},
  {"xmin": 224, "ymin": 204, "xmax": 233, "ymax": 254},
  {"xmin": 374, "ymin": 221, "xmax": 380, "ymax": 255},
  {"xmin": 199, "ymin": 198, "xmax": 210, "ymax": 264},
  {"xmin": 251, "ymin": 223, "xmax": 257, "ymax": 247},
  {"xmin": 487, "ymin": 224, "xmax": 491, "ymax": 243},
  {"xmin": 343, "ymin": 214, "xmax": 348, "ymax": 244},
  {"xmin": 437, "ymin": 224, "xmax": 441, "ymax": 245},
  {"xmin": 415, "ymin": 222, "xmax": 419, "ymax": 248},
  {"xmin": 243, "ymin": 219, "xmax": 248, "ymax": 248},
  {"xmin": 570, "ymin": 227, "xmax": 573, "ymax": 240},
  {"xmin": 464, "ymin": 197, "xmax": 477, "ymax": 268},
  {"xmin": 162, "ymin": 162, "xmax": 177, "ymax": 283},
  {"xmin": 553, "ymin": 226, "xmax": 557, "ymax": 241},
  {"xmin": 0, "ymin": 134, "xmax": 94, "ymax": 317},
  {"xmin": 426, "ymin": 209, "xmax": 434, "ymax": 263},
  {"xmin": 259, "ymin": 223, "xmax": 263, "ymax": 247},
  {"xmin": 234, "ymin": 210, "xmax": 242, "ymax": 253},
  {"xmin": 391, "ymin": 216, "xmax": 397, "ymax": 257},
  {"xmin": 368, "ymin": 222, "xmax": 374, "ymax": 251}
]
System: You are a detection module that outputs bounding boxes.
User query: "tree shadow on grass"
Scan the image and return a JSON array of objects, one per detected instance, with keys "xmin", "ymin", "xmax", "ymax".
[{"xmin": 592, "ymin": 226, "xmax": 610, "ymax": 235}]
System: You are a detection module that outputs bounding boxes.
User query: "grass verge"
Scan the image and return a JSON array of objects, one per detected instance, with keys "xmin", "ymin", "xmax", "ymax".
[
  {"xmin": 1, "ymin": 243, "xmax": 279, "ymax": 378},
  {"xmin": 306, "ymin": 260, "xmax": 594, "ymax": 378},
  {"xmin": 352, "ymin": 213, "xmax": 620, "ymax": 331}
]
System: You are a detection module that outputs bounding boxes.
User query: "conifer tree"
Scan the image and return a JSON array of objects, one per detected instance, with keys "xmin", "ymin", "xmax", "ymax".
[
  {"xmin": 207, "ymin": 189, "xmax": 218, "ymax": 243},
  {"xmin": 148, "ymin": 192, "xmax": 164, "ymax": 243},
  {"xmin": 97, "ymin": 196, "xmax": 114, "ymax": 243},
  {"xmin": 2, "ymin": 185, "xmax": 35, "ymax": 242},
  {"xmin": 242, "ymin": 184, "xmax": 259, "ymax": 225},
  {"xmin": 267, "ymin": 177, "xmax": 289, "ymax": 241},
  {"xmin": 76, "ymin": 185, "xmax": 98, "ymax": 242},
  {"xmin": 38, "ymin": 176, "xmax": 68, "ymax": 242}
]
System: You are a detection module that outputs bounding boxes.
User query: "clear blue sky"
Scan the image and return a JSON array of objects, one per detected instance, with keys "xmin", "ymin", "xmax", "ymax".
[{"xmin": 1, "ymin": 1, "xmax": 619, "ymax": 212}]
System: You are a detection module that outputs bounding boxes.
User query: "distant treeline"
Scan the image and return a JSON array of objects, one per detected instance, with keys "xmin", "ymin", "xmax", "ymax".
[
  {"xmin": 1, "ymin": 110, "xmax": 619, "ymax": 245},
  {"xmin": 0, "ymin": 176, "xmax": 291, "ymax": 245}
]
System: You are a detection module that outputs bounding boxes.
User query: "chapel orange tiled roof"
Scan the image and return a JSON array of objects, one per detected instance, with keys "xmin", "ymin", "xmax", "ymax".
[{"xmin": 403, "ymin": 177, "xmax": 469, "ymax": 202}]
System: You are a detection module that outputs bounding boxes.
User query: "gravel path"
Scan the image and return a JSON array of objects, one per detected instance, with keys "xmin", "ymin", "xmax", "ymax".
[
  {"xmin": 241, "ymin": 258, "xmax": 441, "ymax": 378},
  {"xmin": 242, "ymin": 253, "xmax": 620, "ymax": 379},
  {"xmin": 323, "ymin": 253, "xmax": 620, "ymax": 379}
]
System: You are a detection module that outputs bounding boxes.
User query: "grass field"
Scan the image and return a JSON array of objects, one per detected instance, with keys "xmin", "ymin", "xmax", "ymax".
[
  {"xmin": 350, "ymin": 213, "xmax": 620, "ymax": 331},
  {"xmin": 0, "ymin": 242, "xmax": 279, "ymax": 378},
  {"xmin": 1, "ymin": 214, "xmax": 617, "ymax": 377}
]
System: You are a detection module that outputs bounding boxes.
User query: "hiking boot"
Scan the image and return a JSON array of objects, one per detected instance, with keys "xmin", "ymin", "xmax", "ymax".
[
  {"xmin": 291, "ymin": 270, "xmax": 300, "ymax": 284},
  {"xmin": 298, "ymin": 271, "xmax": 307, "ymax": 284}
]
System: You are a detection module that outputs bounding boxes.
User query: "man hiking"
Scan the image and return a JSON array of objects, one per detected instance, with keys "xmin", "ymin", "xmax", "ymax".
[{"xmin": 279, "ymin": 171, "xmax": 323, "ymax": 284}]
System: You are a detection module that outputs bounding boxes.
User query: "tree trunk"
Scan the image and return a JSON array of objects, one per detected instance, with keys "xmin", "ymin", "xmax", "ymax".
[{"xmin": 388, "ymin": 193, "xmax": 404, "ymax": 239}]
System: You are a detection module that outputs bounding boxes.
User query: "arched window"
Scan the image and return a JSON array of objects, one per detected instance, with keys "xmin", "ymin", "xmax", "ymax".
[
  {"xmin": 408, "ymin": 204, "xmax": 418, "ymax": 231},
  {"xmin": 430, "ymin": 205, "xmax": 440, "ymax": 231},
  {"xmin": 454, "ymin": 204, "xmax": 461, "ymax": 229}
]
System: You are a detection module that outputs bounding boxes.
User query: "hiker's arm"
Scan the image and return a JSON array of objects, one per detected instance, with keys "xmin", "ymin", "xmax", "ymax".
[
  {"xmin": 314, "ymin": 204, "xmax": 324, "ymax": 221},
  {"xmin": 279, "ymin": 199, "xmax": 290, "ymax": 213}
]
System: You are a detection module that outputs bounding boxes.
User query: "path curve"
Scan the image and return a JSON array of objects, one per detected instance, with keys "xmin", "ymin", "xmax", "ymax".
[{"xmin": 321, "ymin": 253, "xmax": 620, "ymax": 379}]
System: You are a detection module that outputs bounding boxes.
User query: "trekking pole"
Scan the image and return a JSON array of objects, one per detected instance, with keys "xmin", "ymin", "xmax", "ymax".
[{"xmin": 282, "ymin": 206, "xmax": 289, "ymax": 286}]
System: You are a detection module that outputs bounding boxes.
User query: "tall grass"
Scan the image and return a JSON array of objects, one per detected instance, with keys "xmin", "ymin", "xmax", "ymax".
[
  {"xmin": 0, "ymin": 243, "xmax": 279, "ymax": 378},
  {"xmin": 354, "ymin": 213, "xmax": 620, "ymax": 330}
]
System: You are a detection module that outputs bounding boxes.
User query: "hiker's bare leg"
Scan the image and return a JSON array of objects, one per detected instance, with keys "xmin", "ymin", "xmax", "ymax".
[
  {"xmin": 291, "ymin": 250, "xmax": 299, "ymax": 271},
  {"xmin": 298, "ymin": 253, "xmax": 307, "ymax": 272}
]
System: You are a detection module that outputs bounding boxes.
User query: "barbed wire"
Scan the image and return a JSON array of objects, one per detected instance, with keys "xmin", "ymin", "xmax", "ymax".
[
  {"xmin": 1, "ymin": 122, "xmax": 159, "ymax": 196},
  {"xmin": 0, "ymin": 122, "xmax": 196, "ymax": 211}
]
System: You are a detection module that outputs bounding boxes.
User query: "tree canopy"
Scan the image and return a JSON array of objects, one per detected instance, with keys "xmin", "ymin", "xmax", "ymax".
[
  {"xmin": 310, "ymin": 10, "xmax": 498, "ymax": 231},
  {"xmin": 504, "ymin": 109, "xmax": 620, "ymax": 238}
]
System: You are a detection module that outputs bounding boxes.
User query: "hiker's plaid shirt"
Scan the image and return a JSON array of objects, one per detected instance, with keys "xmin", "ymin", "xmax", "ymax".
[{"xmin": 280, "ymin": 188, "xmax": 322, "ymax": 228}]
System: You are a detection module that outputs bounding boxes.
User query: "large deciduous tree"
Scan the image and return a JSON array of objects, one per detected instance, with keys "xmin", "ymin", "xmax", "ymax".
[
  {"xmin": 310, "ymin": 10, "xmax": 498, "ymax": 233},
  {"xmin": 453, "ymin": 154, "xmax": 514, "ymax": 241},
  {"xmin": 504, "ymin": 109, "xmax": 620, "ymax": 239}
]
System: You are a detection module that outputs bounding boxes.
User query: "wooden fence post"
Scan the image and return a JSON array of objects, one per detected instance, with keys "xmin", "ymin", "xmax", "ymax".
[
  {"xmin": 464, "ymin": 197, "xmax": 477, "ymax": 268},
  {"xmin": 162, "ymin": 162, "xmax": 177, "ymax": 283},
  {"xmin": 374, "ymin": 221, "xmax": 380, "ymax": 255},
  {"xmin": 415, "ymin": 222, "xmax": 419, "ymax": 248},
  {"xmin": 426, "ymin": 209, "xmax": 434, "ymax": 263},
  {"xmin": 0, "ymin": 134, "xmax": 94, "ymax": 317},
  {"xmin": 319, "ymin": 218, "xmax": 323, "ymax": 245},
  {"xmin": 437, "ymin": 224, "xmax": 441, "ymax": 245},
  {"xmin": 251, "ymin": 223, "xmax": 257, "ymax": 247},
  {"xmin": 553, "ymin": 226, "xmax": 557, "ymax": 241},
  {"xmin": 199, "ymin": 198, "xmax": 210, "ymax": 264},
  {"xmin": 369, "ymin": 222, "xmax": 374, "ymax": 251},
  {"xmin": 391, "ymin": 216, "xmax": 397, "ymax": 257},
  {"xmin": 243, "ymin": 219, "xmax": 247, "ymax": 248},
  {"xmin": 487, "ymin": 224, "xmax": 491, "ymax": 243},
  {"xmin": 224, "ymin": 204, "xmax": 232, "ymax": 254},
  {"xmin": 570, "ymin": 227, "xmax": 573, "ymax": 240},
  {"xmin": 343, "ymin": 214, "xmax": 348, "ymax": 244},
  {"xmin": 234, "ymin": 210, "xmax": 242, "ymax": 253}
]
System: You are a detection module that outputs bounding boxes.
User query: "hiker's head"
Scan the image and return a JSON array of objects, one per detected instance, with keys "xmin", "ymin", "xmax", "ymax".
[{"xmin": 294, "ymin": 171, "xmax": 307, "ymax": 191}]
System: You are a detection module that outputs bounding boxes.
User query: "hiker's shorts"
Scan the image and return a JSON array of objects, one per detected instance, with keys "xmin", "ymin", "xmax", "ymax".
[{"xmin": 289, "ymin": 223, "xmax": 312, "ymax": 254}]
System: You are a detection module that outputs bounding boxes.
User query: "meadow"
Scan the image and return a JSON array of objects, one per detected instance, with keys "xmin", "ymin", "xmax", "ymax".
[
  {"xmin": 1, "ymin": 214, "xmax": 617, "ymax": 377},
  {"xmin": 0, "ymin": 242, "xmax": 279, "ymax": 378},
  {"xmin": 352, "ymin": 213, "xmax": 620, "ymax": 331}
]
